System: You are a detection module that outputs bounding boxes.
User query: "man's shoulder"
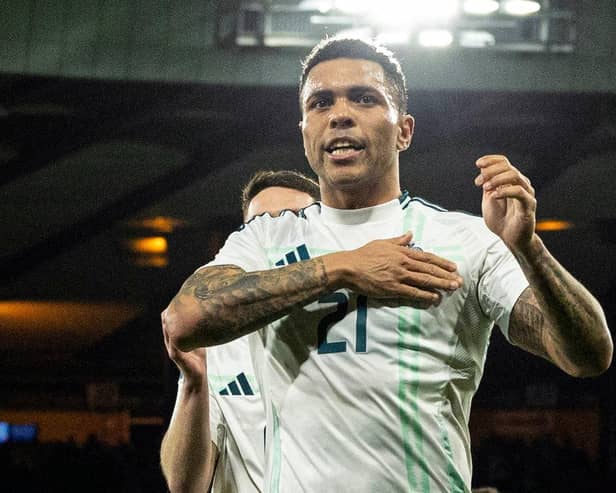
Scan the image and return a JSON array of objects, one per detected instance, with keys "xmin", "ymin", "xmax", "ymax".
[
  {"xmin": 408, "ymin": 196, "xmax": 482, "ymax": 225},
  {"xmin": 407, "ymin": 196, "xmax": 498, "ymax": 247}
]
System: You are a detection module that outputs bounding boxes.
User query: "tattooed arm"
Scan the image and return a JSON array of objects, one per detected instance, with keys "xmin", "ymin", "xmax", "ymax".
[
  {"xmin": 475, "ymin": 155, "xmax": 612, "ymax": 377},
  {"xmin": 162, "ymin": 232, "xmax": 463, "ymax": 351},
  {"xmin": 508, "ymin": 236, "xmax": 612, "ymax": 377},
  {"xmin": 163, "ymin": 260, "xmax": 330, "ymax": 351}
]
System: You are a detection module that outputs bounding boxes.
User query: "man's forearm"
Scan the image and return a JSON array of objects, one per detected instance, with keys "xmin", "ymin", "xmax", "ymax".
[
  {"xmin": 510, "ymin": 234, "xmax": 612, "ymax": 377},
  {"xmin": 163, "ymin": 234, "xmax": 465, "ymax": 350},
  {"xmin": 161, "ymin": 380, "xmax": 217, "ymax": 493},
  {"xmin": 164, "ymin": 257, "xmax": 333, "ymax": 350}
]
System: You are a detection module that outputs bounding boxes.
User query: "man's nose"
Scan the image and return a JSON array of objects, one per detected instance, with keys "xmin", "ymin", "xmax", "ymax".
[{"xmin": 328, "ymin": 100, "xmax": 354, "ymax": 129}]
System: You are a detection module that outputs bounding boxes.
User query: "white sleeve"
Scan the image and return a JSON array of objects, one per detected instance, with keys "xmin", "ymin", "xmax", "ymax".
[
  {"xmin": 202, "ymin": 221, "xmax": 269, "ymax": 436},
  {"xmin": 477, "ymin": 236, "xmax": 529, "ymax": 341},
  {"xmin": 205, "ymin": 220, "xmax": 270, "ymax": 272},
  {"xmin": 208, "ymin": 388, "xmax": 224, "ymax": 440}
]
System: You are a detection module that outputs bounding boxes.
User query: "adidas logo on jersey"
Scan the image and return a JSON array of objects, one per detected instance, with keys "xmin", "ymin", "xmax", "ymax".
[
  {"xmin": 219, "ymin": 372, "xmax": 255, "ymax": 396},
  {"xmin": 274, "ymin": 243, "xmax": 311, "ymax": 266}
]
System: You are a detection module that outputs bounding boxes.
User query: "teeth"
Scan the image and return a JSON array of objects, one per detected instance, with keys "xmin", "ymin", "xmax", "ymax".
[
  {"xmin": 332, "ymin": 140, "xmax": 354, "ymax": 149},
  {"xmin": 332, "ymin": 147, "xmax": 354, "ymax": 155},
  {"xmin": 328, "ymin": 140, "xmax": 361, "ymax": 153},
  {"xmin": 332, "ymin": 140, "xmax": 353, "ymax": 149}
]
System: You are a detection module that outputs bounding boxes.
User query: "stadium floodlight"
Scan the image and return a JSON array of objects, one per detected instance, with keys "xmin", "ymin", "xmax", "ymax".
[
  {"xmin": 334, "ymin": 0, "xmax": 371, "ymax": 14},
  {"xmin": 299, "ymin": 0, "xmax": 334, "ymax": 13},
  {"xmin": 376, "ymin": 30, "xmax": 412, "ymax": 45},
  {"xmin": 459, "ymin": 30, "xmax": 496, "ymax": 47},
  {"xmin": 405, "ymin": 0, "xmax": 459, "ymax": 20},
  {"xmin": 220, "ymin": 0, "xmax": 574, "ymax": 52},
  {"xmin": 463, "ymin": 0, "xmax": 500, "ymax": 15},
  {"xmin": 418, "ymin": 29, "xmax": 454, "ymax": 47},
  {"xmin": 502, "ymin": 0, "xmax": 541, "ymax": 16},
  {"xmin": 335, "ymin": 0, "xmax": 459, "ymax": 22}
]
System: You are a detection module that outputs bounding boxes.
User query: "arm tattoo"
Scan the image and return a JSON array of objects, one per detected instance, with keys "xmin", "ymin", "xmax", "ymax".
[
  {"xmin": 509, "ymin": 237, "xmax": 611, "ymax": 375},
  {"xmin": 173, "ymin": 259, "xmax": 330, "ymax": 346},
  {"xmin": 509, "ymin": 288, "xmax": 549, "ymax": 360}
]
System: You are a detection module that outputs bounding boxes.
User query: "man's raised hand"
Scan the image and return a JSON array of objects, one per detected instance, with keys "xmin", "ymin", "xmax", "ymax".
[{"xmin": 475, "ymin": 154, "xmax": 536, "ymax": 254}]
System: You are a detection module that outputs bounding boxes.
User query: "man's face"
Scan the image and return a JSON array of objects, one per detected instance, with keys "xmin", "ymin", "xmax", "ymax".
[
  {"xmin": 300, "ymin": 58, "xmax": 413, "ymax": 197},
  {"xmin": 245, "ymin": 186, "xmax": 315, "ymax": 221}
]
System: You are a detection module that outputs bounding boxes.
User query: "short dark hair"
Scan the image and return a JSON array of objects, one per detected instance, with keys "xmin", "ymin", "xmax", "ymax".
[
  {"xmin": 241, "ymin": 170, "xmax": 320, "ymax": 218},
  {"xmin": 299, "ymin": 37, "xmax": 408, "ymax": 114}
]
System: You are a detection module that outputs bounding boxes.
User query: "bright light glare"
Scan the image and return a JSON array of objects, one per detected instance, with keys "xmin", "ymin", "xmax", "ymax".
[
  {"xmin": 407, "ymin": 0, "xmax": 459, "ymax": 19},
  {"xmin": 299, "ymin": 0, "xmax": 333, "ymax": 13},
  {"xmin": 335, "ymin": 0, "xmax": 459, "ymax": 22},
  {"xmin": 124, "ymin": 216, "xmax": 187, "ymax": 233},
  {"xmin": 376, "ymin": 30, "xmax": 412, "ymax": 45},
  {"xmin": 124, "ymin": 236, "xmax": 168, "ymax": 255},
  {"xmin": 535, "ymin": 219, "xmax": 574, "ymax": 232},
  {"xmin": 463, "ymin": 0, "xmax": 500, "ymax": 15},
  {"xmin": 502, "ymin": 1, "xmax": 541, "ymax": 16},
  {"xmin": 418, "ymin": 29, "xmax": 454, "ymax": 47},
  {"xmin": 335, "ymin": 27, "xmax": 373, "ymax": 39},
  {"xmin": 459, "ymin": 30, "xmax": 496, "ymax": 47},
  {"xmin": 335, "ymin": 0, "xmax": 370, "ymax": 14}
]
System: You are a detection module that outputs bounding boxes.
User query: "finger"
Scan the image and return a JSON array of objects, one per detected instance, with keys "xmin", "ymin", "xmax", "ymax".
[
  {"xmin": 475, "ymin": 160, "xmax": 512, "ymax": 184},
  {"xmin": 401, "ymin": 256, "xmax": 463, "ymax": 284},
  {"xmin": 403, "ymin": 248, "xmax": 460, "ymax": 274},
  {"xmin": 401, "ymin": 270, "xmax": 462, "ymax": 291},
  {"xmin": 493, "ymin": 185, "xmax": 537, "ymax": 208},
  {"xmin": 394, "ymin": 284, "xmax": 442, "ymax": 306},
  {"xmin": 475, "ymin": 154, "xmax": 509, "ymax": 168},
  {"xmin": 482, "ymin": 170, "xmax": 534, "ymax": 195},
  {"xmin": 391, "ymin": 231, "xmax": 413, "ymax": 246}
]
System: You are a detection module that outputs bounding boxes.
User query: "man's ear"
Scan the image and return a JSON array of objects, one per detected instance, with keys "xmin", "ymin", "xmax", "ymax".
[
  {"xmin": 299, "ymin": 120, "xmax": 309, "ymax": 159},
  {"xmin": 397, "ymin": 114, "xmax": 414, "ymax": 151}
]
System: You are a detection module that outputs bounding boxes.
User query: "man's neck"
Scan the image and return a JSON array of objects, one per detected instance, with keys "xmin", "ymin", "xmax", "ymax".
[{"xmin": 321, "ymin": 185, "xmax": 402, "ymax": 210}]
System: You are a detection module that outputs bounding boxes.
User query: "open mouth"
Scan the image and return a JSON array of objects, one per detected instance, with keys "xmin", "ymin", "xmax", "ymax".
[{"xmin": 326, "ymin": 139, "xmax": 365, "ymax": 156}]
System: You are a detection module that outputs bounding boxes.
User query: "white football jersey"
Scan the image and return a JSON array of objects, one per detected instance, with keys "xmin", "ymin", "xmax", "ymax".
[
  {"xmin": 207, "ymin": 193, "xmax": 529, "ymax": 493},
  {"xmin": 207, "ymin": 337, "xmax": 265, "ymax": 492}
]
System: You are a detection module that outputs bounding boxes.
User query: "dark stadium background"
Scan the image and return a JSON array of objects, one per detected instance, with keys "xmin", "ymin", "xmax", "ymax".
[{"xmin": 1, "ymin": 1, "xmax": 615, "ymax": 491}]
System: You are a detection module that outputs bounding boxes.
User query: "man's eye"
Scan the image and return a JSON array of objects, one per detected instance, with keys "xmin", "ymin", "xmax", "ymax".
[
  {"xmin": 357, "ymin": 94, "xmax": 376, "ymax": 104},
  {"xmin": 313, "ymin": 98, "xmax": 329, "ymax": 109}
]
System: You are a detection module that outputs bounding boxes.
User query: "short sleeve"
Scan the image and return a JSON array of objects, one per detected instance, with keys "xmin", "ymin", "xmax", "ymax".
[
  {"xmin": 477, "ymin": 237, "xmax": 529, "ymax": 341},
  {"xmin": 205, "ymin": 220, "xmax": 270, "ymax": 272}
]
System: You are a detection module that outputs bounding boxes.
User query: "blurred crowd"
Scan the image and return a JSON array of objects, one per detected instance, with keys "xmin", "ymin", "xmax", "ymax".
[
  {"xmin": 473, "ymin": 436, "xmax": 606, "ymax": 492},
  {"xmin": 0, "ymin": 435, "xmax": 164, "ymax": 493},
  {"xmin": 0, "ymin": 433, "xmax": 610, "ymax": 492}
]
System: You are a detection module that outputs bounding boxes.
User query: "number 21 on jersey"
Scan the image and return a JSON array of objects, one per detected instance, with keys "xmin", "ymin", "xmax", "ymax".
[{"xmin": 317, "ymin": 293, "xmax": 368, "ymax": 354}]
